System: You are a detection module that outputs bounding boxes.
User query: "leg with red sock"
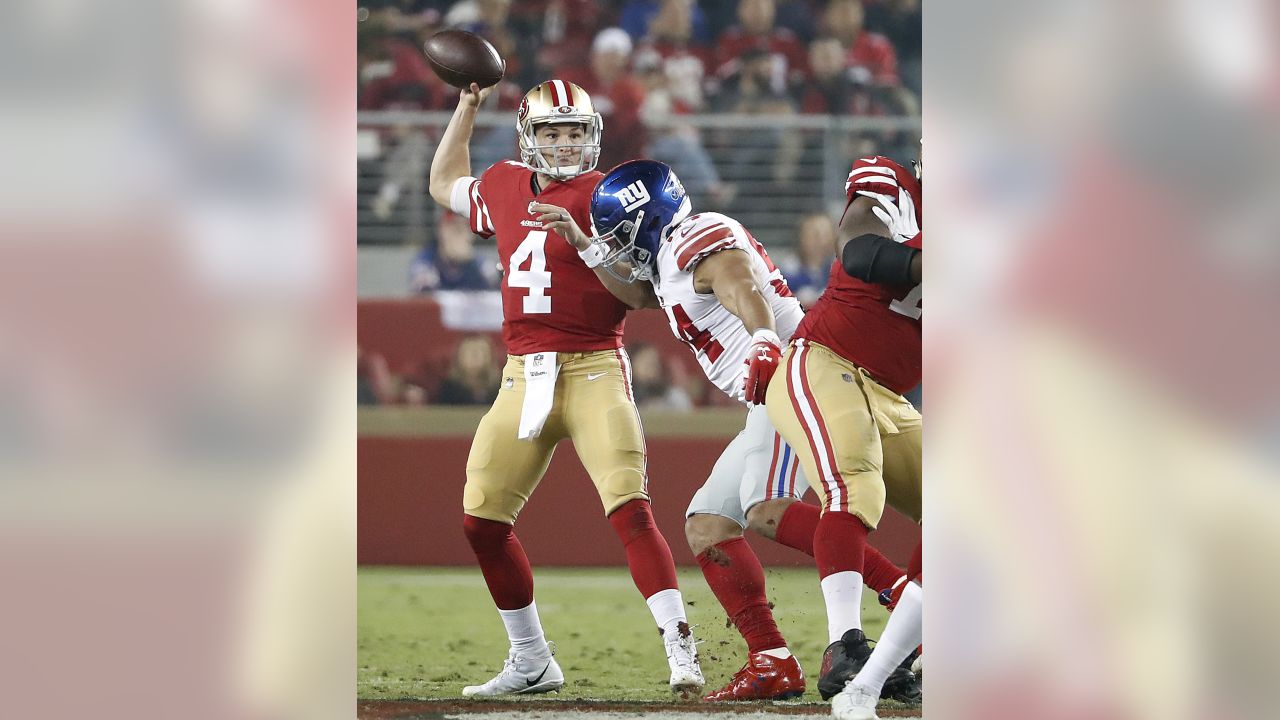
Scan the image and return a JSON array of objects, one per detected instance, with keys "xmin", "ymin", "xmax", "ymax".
[
  {"xmin": 689, "ymin": 517, "xmax": 806, "ymax": 701},
  {"xmin": 813, "ymin": 509, "xmax": 880, "ymax": 700},
  {"xmin": 833, "ymin": 543, "xmax": 923, "ymax": 718},
  {"xmin": 460, "ymin": 515, "xmax": 564, "ymax": 696},
  {"xmin": 608, "ymin": 499, "xmax": 704, "ymax": 696},
  {"xmin": 766, "ymin": 500, "xmax": 905, "ymax": 597}
]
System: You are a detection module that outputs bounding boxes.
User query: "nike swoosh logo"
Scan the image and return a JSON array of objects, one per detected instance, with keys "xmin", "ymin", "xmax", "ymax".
[
  {"xmin": 527, "ymin": 662, "xmax": 551, "ymax": 686},
  {"xmin": 586, "ymin": 372, "xmax": 608, "ymax": 381}
]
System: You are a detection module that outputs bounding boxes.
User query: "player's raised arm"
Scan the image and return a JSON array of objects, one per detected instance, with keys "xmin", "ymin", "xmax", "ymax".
[
  {"xmin": 428, "ymin": 82, "xmax": 494, "ymax": 209},
  {"xmin": 532, "ymin": 201, "xmax": 660, "ymax": 310}
]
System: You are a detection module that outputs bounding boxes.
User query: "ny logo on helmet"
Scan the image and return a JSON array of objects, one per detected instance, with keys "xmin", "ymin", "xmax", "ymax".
[{"xmin": 615, "ymin": 181, "xmax": 651, "ymax": 212}]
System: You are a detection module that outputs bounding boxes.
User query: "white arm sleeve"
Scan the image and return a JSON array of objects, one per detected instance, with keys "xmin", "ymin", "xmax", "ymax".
[{"xmin": 448, "ymin": 176, "xmax": 478, "ymax": 216}]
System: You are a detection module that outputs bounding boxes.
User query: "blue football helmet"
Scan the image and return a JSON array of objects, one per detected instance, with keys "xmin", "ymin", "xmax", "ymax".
[{"xmin": 589, "ymin": 160, "xmax": 692, "ymax": 283}]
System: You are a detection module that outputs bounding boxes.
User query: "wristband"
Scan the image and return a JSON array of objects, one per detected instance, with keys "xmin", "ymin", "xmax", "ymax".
[
  {"xmin": 578, "ymin": 243, "xmax": 606, "ymax": 268},
  {"xmin": 750, "ymin": 328, "xmax": 781, "ymax": 348}
]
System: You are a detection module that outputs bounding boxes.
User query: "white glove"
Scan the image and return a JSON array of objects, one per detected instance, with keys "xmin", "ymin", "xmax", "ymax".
[{"xmin": 855, "ymin": 182, "xmax": 920, "ymax": 243}]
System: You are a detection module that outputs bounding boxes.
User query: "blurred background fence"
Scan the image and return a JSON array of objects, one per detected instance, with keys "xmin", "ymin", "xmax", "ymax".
[{"xmin": 357, "ymin": 111, "xmax": 920, "ymax": 257}]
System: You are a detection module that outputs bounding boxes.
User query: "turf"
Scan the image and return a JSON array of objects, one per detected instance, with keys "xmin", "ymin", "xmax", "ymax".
[{"xmin": 358, "ymin": 566, "xmax": 890, "ymax": 703}]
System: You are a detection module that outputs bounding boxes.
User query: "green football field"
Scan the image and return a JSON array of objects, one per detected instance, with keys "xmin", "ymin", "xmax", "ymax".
[{"xmin": 358, "ymin": 566, "xmax": 891, "ymax": 703}]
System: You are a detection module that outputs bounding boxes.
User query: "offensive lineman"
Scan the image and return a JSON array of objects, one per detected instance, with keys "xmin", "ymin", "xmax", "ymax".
[
  {"xmin": 428, "ymin": 81, "xmax": 703, "ymax": 698},
  {"xmin": 764, "ymin": 153, "xmax": 923, "ymax": 720}
]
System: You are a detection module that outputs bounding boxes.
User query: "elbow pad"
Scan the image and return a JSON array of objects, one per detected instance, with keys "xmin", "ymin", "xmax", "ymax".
[{"xmin": 841, "ymin": 234, "xmax": 919, "ymax": 286}]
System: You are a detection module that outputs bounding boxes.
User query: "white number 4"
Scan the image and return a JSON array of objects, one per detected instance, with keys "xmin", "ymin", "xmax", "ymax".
[{"xmin": 508, "ymin": 230, "xmax": 551, "ymax": 314}]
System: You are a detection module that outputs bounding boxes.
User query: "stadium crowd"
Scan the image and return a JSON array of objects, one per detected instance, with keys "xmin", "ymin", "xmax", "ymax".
[{"xmin": 359, "ymin": 0, "xmax": 921, "ymax": 118}]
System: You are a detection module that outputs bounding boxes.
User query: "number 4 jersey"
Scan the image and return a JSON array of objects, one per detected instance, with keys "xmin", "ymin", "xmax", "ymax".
[
  {"xmin": 653, "ymin": 212, "xmax": 804, "ymax": 404},
  {"xmin": 462, "ymin": 161, "xmax": 627, "ymax": 355},
  {"xmin": 795, "ymin": 156, "xmax": 922, "ymax": 394}
]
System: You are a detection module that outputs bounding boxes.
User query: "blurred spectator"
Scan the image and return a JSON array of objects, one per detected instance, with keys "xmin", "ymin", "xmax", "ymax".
[
  {"xmin": 410, "ymin": 212, "xmax": 494, "ymax": 292},
  {"xmin": 357, "ymin": 347, "xmax": 396, "ymax": 405},
  {"xmin": 711, "ymin": 48, "xmax": 803, "ymax": 188},
  {"xmin": 799, "ymin": 36, "xmax": 884, "ymax": 116},
  {"xmin": 357, "ymin": 347, "xmax": 428, "ymax": 405},
  {"xmin": 821, "ymin": 0, "xmax": 917, "ymax": 115},
  {"xmin": 560, "ymin": 28, "xmax": 648, "ymax": 172},
  {"xmin": 620, "ymin": 0, "xmax": 710, "ymax": 44},
  {"xmin": 712, "ymin": 46, "xmax": 790, "ymax": 111},
  {"xmin": 714, "ymin": 0, "xmax": 809, "ymax": 93},
  {"xmin": 435, "ymin": 335, "xmax": 502, "ymax": 405},
  {"xmin": 638, "ymin": 48, "xmax": 736, "ymax": 210},
  {"xmin": 864, "ymin": 0, "xmax": 921, "ymax": 96},
  {"xmin": 520, "ymin": 0, "xmax": 606, "ymax": 84},
  {"xmin": 358, "ymin": 15, "xmax": 446, "ymax": 110},
  {"xmin": 370, "ymin": 124, "xmax": 433, "ymax": 246},
  {"xmin": 627, "ymin": 343, "xmax": 694, "ymax": 411},
  {"xmin": 447, "ymin": 0, "xmax": 528, "ymax": 85},
  {"xmin": 781, "ymin": 213, "xmax": 838, "ymax": 309},
  {"xmin": 773, "ymin": 0, "xmax": 820, "ymax": 43},
  {"xmin": 640, "ymin": 0, "xmax": 714, "ymax": 113}
]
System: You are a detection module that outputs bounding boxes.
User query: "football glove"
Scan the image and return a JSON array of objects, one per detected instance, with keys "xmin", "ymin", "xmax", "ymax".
[{"xmin": 742, "ymin": 329, "xmax": 782, "ymax": 405}]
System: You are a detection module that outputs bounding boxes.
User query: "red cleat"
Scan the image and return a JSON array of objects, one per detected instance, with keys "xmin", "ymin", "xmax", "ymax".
[{"xmin": 702, "ymin": 652, "xmax": 806, "ymax": 701}]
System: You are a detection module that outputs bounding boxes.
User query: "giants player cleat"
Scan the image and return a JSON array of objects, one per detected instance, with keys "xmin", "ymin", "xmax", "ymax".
[
  {"xmin": 461, "ymin": 648, "xmax": 564, "ymax": 697},
  {"xmin": 662, "ymin": 621, "xmax": 705, "ymax": 698},
  {"xmin": 703, "ymin": 652, "xmax": 806, "ymax": 701},
  {"xmin": 831, "ymin": 681, "xmax": 881, "ymax": 720}
]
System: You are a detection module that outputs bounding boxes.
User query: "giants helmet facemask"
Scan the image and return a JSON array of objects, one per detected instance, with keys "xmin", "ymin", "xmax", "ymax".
[{"xmin": 589, "ymin": 160, "xmax": 692, "ymax": 284}]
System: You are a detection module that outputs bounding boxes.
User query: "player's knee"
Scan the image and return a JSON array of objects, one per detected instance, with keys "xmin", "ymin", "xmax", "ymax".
[
  {"xmin": 685, "ymin": 513, "xmax": 741, "ymax": 557},
  {"xmin": 745, "ymin": 498, "xmax": 794, "ymax": 540},
  {"xmin": 462, "ymin": 513, "xmax": 512, "ymax": 551}
]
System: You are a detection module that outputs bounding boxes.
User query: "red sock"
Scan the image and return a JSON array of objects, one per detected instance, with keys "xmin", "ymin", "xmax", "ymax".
[
  {"xmin": 462, "ymin": 514, "xmax": 534, "ymax": 610},
  {"xmin": 696, "ymin": 537, "xmax": 787, "ymax": 654},
  {"xmin": 814, "ymin": 510, "xmax": 869, "ymax": 579},
  {"xmin": 906, "ymin": 541, "xmax": 922, "ymax": 584},
  {"xmin": 608, "ymin": 499, "xmax": 679, "ymax": 597},
  {"xmin": 862, "ymin": 545, "xmax": 905, "ymax": 592},
  {"xmin": 774, "ymin": 501, "xmax": 819, "ymax": 556}
]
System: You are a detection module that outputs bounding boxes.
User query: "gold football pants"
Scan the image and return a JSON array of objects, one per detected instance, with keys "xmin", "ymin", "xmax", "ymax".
[
  {"xmin": 765, "ymin": 339, "xmax": 921, "ymax": 529},
  {"xmin": 462, "ymin": 349, "xmax": 650, "ymax": 524}
]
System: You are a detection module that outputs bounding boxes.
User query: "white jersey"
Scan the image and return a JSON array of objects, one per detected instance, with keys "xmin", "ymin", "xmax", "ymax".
[{"xmin": 652, "ymin": 212, "xmax": 804, "ymax": 404}]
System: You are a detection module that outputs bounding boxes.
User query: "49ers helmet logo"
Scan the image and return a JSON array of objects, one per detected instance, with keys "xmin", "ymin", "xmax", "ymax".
[{"xmin": 517, "ymin": 96, "xmax": 529, "ymax": 124}]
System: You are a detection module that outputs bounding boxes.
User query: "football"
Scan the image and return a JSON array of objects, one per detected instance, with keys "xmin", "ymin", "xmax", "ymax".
[{"xmin": 423, "ymin": 30, "xmax": 505, "ymax": 90}]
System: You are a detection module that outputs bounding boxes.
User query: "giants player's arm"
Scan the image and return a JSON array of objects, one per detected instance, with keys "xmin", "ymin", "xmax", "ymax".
[
  {"xmin": 838, "ymin": 196, "xmax": 922, "ymax": 285},
  {"xmin": 591, "ymin": 257, "xmax": 662, "ymax": 310},
  {"xmin": 531, "ymin": 202, "xmax": 660, "ymax": 309},
  {"xmin": 428, "ymin": 82, "xmax": 494, "ymax": 209},
  {"xmin": 692, "ymin": 249, "xmax": 776, "ymax": 335}
]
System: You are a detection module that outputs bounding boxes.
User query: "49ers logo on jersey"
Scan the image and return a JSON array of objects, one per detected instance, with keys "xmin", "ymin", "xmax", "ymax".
[{"xmin": 615, "ymin": 180, "xmax": 651, "ymax": 212}]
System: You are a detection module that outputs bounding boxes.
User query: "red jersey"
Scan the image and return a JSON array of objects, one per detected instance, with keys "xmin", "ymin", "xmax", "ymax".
[
  {"xmin": 795, "ymin": 156, "xmax": 922, "ymax": 394},
  {"xmin": 464, "ymin": 161, "xmax": 627, "ymax": 355}
]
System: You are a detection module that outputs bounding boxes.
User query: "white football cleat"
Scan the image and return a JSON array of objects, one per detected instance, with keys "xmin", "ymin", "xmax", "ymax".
[
  {"xmin": 662, "ymin": 621, "xmax": 705, "ymax": 698},
  {"xmin": 831, "ymin": 680, "xmax": 881, "ymax": 720},
  {"xmin": 461, "ymin": 648, "xmax": 564, "ymax": 697}
]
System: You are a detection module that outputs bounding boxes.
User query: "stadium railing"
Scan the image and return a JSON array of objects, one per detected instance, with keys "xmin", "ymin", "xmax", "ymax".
[{"xmin": 356, "ymin": 111, "xmax": 921, "ymax": 260}]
